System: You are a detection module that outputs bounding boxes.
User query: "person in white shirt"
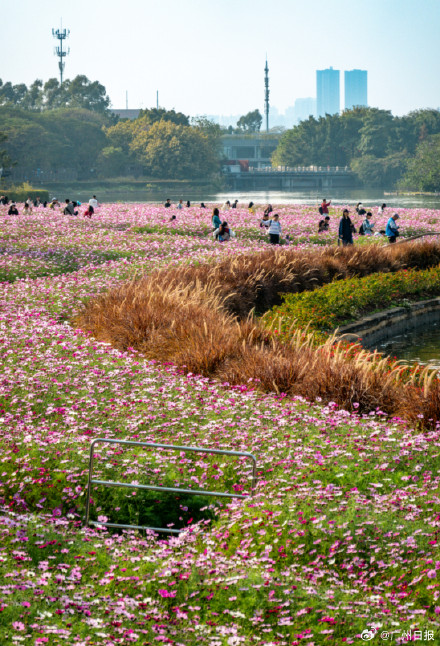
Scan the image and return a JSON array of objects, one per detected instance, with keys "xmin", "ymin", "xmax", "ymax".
[
  {"xmin": 88, "ymin": 195, "xmax": 99, "ymax": 209},
  {"xmin": 268, "ymin": 214, "xmax": 282, "ymax": 244},
  {"xmin": 378, "ymin": 203, "xmax": 386, "ymax": 215}
]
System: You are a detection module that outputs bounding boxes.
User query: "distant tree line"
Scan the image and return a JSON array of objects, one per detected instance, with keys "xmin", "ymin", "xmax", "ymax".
[
  {"xmin": 1, "ymin": 75, "xmax": 439, "ymax": 189},
  {"xmin": 272, "ymin": 107, "xmax": 440, "ymax": 190},
  {"xmin": 0, "ymin": 76, "xmax": 111, "ymax": 113},
  {"xmin": 0, "ymin": 77, "xmax": 222, "ymax": 181}
]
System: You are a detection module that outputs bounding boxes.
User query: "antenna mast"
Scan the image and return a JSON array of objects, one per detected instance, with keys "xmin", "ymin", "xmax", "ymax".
[
  {"xmin": 52, "ymin": 21, "xmax": 70, "ymax": 85},
  {"xmin": 264, "ymin": 58, "xmax": 270, "ymax": 133}
]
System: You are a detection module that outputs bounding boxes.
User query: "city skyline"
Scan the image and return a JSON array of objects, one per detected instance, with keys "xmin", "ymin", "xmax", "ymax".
[{"xmin": 1, "ymin": 0, "xmax": 439, "ymax": 119}]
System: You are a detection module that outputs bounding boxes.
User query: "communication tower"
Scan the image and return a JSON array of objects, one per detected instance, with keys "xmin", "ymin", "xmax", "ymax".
[
  {"xmin": 264, "ymin": 58, "xmax": 270, "ymax": 133},
  {"xmin": 52, "ymin": 22, "xmax": 70, "ymax": 85}
]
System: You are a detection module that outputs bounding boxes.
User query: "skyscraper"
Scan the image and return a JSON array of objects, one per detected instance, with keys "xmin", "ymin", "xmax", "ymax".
[
  {"xmin": 345, "ymin": 69, "xmax": 368, "ymax": 110},
  {"xmin": 287, "ymin": 98, "xmax": 316, "ymax": 126},
  {"xmin": 316, "ymin": 67, "xmax": 340, "ymax": 117}
]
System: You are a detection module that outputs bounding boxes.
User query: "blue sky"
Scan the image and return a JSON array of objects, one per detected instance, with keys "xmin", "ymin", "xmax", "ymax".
[{"xmin": 2, "ymin": 0, "xmax": 439, "ymax": 117}]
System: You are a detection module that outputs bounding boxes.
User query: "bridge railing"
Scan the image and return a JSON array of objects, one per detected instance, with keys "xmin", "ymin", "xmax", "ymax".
[{"xmin": 247, "ymin": 165, "xmax": 350, "ymax": 173}]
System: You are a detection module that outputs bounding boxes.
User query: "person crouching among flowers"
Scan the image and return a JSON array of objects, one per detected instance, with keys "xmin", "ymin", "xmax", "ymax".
[{"xmin": 213, "ymin": 221, "xmax": 235, "ymax": 242}]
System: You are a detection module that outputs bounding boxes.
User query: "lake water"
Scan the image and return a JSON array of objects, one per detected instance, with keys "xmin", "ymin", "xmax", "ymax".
[
  {"xmin": 55, "ymin": 186, "xmax": 440, "ymax": 210},
  {"xmin": 209, "ymin": 190, "xmax": 440, "ymax": 210},
  {"xmin": 138, "ymin": 190, "xmax": 440, "ymax": 210},
  {"xmin": 377, "ymin": 323, "xmax": 440, "ymax": 370}
]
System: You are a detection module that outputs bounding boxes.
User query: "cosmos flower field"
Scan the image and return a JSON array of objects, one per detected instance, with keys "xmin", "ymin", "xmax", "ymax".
[{"xmin": 1, "ymin": 202, "xmax": 440, "ymax": 645}]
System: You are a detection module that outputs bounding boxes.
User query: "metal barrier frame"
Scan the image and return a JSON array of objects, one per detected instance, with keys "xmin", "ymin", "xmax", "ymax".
[{"xmin": 84, "ymin": 438, "xmax": 257, "ymax": 534}]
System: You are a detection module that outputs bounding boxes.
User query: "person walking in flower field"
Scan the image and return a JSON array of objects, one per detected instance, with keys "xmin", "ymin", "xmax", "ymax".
[
  {"xmin": 211, "ymin": 207, "xmax": 221, "ymax": 231},
  {"xmin": 268, "ymin": 213, "xmax": 282, "ymax": 245},
  {"xmin": 339, "ymin": 209, "xmax": 354, "ymax": 246}
]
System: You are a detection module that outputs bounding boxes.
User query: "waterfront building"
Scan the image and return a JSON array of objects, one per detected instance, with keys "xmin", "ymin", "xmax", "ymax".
[
  {"xmin": 111, "ymin": 109, "xmax": 141, "ymax": 120},
  {"xmin": 221, "ymin": 133, "xmax": 280, "ymax": 170}
]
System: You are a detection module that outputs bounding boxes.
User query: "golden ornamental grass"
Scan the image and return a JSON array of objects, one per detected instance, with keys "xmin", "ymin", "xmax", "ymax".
[{"xmin": 73, "ymin": 240, "xmax": 440, "ymax": 427}]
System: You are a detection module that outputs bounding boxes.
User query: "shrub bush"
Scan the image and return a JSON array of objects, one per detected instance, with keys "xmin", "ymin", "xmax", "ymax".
[
  {"xmin": 3, "ymin": 183, "xmax": 49, "ymax": 202},
  {"xmin": 265, "ymin": 265, "xmax": 440, "ymax": 334}
]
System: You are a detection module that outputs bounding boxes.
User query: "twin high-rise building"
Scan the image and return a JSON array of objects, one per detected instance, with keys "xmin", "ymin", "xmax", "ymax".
[
  {"xmin": 316, "ymin": 67, "xmax": 341, "ymax": 118},
  {"xmin": 344, "ymin": 69, "xmax": 368, "ymax": 110},
  {"xmin": 316, "ymin": 68, "xmax": 368, "ymax": 117}
]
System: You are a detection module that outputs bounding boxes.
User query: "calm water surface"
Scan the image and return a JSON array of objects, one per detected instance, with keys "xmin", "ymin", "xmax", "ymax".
[
  {"xmin": 60, "ymin": 187, "xmax": 440, "ymax": 210},
  {"xmin": 210, "ymin": 190, "xmax": 440, "ymax": 210},
  {"xmin": 377, "ymin": 323, "xmax": 440, "ymax": 370}
]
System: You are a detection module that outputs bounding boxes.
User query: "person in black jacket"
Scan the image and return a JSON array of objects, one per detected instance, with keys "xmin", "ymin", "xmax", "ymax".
[
  {"xmin": 7, "ymin": 203, "xmax": 19, "ymax": 215},
  {"xmin": 338, "ymin": 209, "xmax": 353, "ymax": 246}
]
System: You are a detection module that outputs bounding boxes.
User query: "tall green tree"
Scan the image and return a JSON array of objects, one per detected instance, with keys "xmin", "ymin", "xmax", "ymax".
[
  {"xmin": 236, "ymin": 110, "xmax": 263, "ymax": 133},
  {"xmin": 351, "ymin": 152, "xmax": 407, "ymax": 187},
  {"xmin": 0, "ymin": 132, "xmax": 13, "ymax": 171},
  {"xmin": 129, "ymin": 120, "xmax": 219, "ymax": 178},
  {"xmin": 400, "ymin": 133, "xmax": 440, "ymax": 191},
  {"xmin": 396, "ymin": 109, "xmax": 440, "ymax": 155},
  {"xmin": 339, "ymin": 107, "xmax": 368, "ymax": 159},
  {"xmin": 21, "ymin": 80, "xmax": 43, "ymax": 111},
  {"xmin": 272, "ymin": 116, "xmax": 319, "ymax": 166},
  {"xmin": 64, "ymin": 76, "xmax": 110, "ymax": 113},
  {"xmin": 99, "ymin": 119, "xmax": 139, "ymax": 177},
  {"xmin": 272, "ymin": 114, "xmax": 349, "ymax": 167},
  {"xmin": 358, "ymin": 109, "xmax": 395, "ymax": 157},
  {"xmin": 138, "ymin": 107, "xmax": 189, "ymax": 126},
  {"xmin": 191, "ymin": 117, "xmax": 222, "ymax": 156}
]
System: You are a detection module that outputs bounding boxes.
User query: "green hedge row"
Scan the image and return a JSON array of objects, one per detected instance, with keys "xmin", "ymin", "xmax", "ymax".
[
  {"xmin": 6, "ymin": 189, "xmax": 50, "ymax": 202},
  {"xmin": 264, "ymin": 266, "xmax": 440, "ymax": 337}
]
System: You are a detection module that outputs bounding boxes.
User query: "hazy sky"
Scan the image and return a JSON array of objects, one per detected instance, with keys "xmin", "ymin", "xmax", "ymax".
[{"xmin": 2, "ymin": 0, "xmax": 439, "ymax": 117}]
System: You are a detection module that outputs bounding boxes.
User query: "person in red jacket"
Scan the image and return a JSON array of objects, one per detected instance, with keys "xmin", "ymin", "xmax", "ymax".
[{"xmin": 321, "ymin": 198, "xmax": 331, "ymax": 214}]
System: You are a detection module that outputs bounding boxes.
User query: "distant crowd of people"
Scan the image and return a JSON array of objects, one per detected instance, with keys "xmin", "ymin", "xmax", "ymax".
[
  {"xmin": 210, "ymin": 197, "xmax": 402, "ymax": 246},
  {"xmin": 163, "ymin": 196, "xmax": 403, "ymax": 246},
  {"xmin": 316, "ymin": 199, "xmax": 400, "ymax": 245},
  {"xmin": 1, "ymin": 193, "xmax": 404, "ymax": 246},
  {"xmin": 0, "ymin": 195, "xmax": 100, "ymax": 218}
]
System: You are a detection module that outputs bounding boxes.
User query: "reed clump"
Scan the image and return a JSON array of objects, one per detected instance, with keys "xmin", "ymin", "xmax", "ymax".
[
  {"xmin": 74, "ymin": 240, "xmax": 440, "ymax": 426},
  {"xmin": 131, "ymin": 240, "xmax": 440, "ymax": 318}
]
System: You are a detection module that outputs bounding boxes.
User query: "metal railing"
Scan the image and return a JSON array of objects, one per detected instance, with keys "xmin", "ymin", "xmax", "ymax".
[
  {"xmin": 247, "ymin": 165, "xmax": 350, "ymax": 173},
  {"xmin": 397, "ymin": 231, "xmax": 440, "ymax": 244},
  {"xmin": 84, "ymin": 438, "xmax": 257, "ymax": 534}
]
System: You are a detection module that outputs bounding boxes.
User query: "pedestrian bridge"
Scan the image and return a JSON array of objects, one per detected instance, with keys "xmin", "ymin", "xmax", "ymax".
[{"xmin": 223, "ymin": 166, "xmax": 358, "ymax": 191}]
